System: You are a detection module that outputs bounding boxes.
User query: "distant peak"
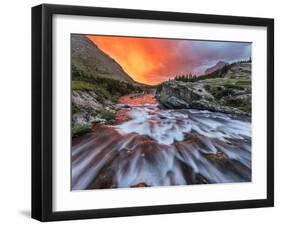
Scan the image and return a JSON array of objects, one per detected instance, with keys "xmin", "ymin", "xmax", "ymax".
[
  {"xmin": 205, "ymin": 61, "xmax": 228, "ymax": 74},
  {"xmin": 217, "ymin": 60, "xmax": 227, "ymax": 65}
]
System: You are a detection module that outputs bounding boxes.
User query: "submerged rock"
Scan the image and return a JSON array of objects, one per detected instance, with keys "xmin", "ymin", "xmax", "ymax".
[{"xmin": 131, "ymin": 183, "xmax": 149, "ymax": 188}]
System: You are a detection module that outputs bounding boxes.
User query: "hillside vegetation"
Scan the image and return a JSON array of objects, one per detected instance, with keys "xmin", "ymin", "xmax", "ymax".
[{"xmin": 156, "ymin": 61, "xmax": 252, "ymax": 116}]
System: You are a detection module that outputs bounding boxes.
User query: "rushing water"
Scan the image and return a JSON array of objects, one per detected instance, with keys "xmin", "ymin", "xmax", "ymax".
[{"xmin": 72, "ymin": 94, "xmax": 251, "ymax": 190}]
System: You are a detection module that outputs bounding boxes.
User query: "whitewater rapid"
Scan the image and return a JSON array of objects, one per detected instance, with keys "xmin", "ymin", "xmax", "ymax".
[
  {"xmin": 114, "ymin": 107, "xmax": 251, "ymax": 146},
  {"xmin": 72, "ymin": 95, "xmax": 251, "ymax": 190}
]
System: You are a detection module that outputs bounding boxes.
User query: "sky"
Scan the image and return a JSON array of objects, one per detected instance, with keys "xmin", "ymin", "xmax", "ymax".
[{"xmin": 88, "ymin": 35, "xmax": 251, "ymax": 85}]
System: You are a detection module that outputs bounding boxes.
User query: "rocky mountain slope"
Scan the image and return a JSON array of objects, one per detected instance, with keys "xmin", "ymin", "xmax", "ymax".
[
  {"xmin": 71, "ymin": 34, "xmax": 135, "ymax": 83},
  {"xmin": 156, "ymin": 62, "xmax": 251, "ymax": 116}
]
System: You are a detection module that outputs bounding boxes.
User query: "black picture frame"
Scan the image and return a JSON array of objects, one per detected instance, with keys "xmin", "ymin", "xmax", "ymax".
[{"xmin": 32, "ymin": 3, "xmax": 274, "ymax": 222}]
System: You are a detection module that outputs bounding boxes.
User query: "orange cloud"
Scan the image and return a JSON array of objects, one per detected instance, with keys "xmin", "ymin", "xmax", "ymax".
[{"xmin": 87, "ymin": 35, "xmax": 190, "ymax": 85}]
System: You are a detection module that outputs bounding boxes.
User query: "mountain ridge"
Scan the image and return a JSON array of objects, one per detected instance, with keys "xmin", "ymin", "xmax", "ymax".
[{"xmin": 71, "ymin": 34, "xmax": 135, "ymax": 83}]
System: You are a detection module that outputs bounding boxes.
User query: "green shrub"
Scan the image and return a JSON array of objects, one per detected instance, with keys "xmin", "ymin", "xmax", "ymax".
[
  {"xmin": 98, "ymin": 110, "xmax": 116, "ymax": 121},
  {"xmin": 72, "ymin": 124, "xmax": 91, "ymax": 137},
  {"xmin": 223, "ymin": 83, "xmax": 245, "ymax": 90},
  {"xmin": 224, "ymin": 99, "xmax": 251, "ymax": 114},
  {"xmin": 72, "ymin": 80, "xmax": 96, "ymax": 91},
  {"xmin": 72, "ymin": 104, "xmax": 80, "ymax": 114},
  {"xmin": 239, "ymin": 105, "xmax": 251, "ymax": 113}
]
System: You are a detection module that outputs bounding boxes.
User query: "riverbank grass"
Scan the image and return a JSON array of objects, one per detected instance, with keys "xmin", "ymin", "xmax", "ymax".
[{"xmin": 72, "ymin": 124, "xmax": 92, "ymax": 138}]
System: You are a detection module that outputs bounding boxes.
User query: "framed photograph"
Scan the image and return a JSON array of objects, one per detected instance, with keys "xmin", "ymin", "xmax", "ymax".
[{"xmin": 32, "ymin": 4, "xmax": 274, "ymax": 221}]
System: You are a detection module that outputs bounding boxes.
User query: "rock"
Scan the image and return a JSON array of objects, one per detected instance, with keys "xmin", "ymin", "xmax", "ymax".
[
  {"xmin": 72, "ymin": 112, "xmax": 89, "ymax": 126},
  {"xmin": 206, "ymin": 151, "xmax": 229, "ymax": 167},
  {"xmin": 123, "ymin": 104, "xmax": 131, "ymax": 108},
  {"xmin": 157, "ymin": 80, "xmax": 214, "ymax": 109},
  {"xmin": 227, "ymin": 93, "xmax": 251, "ymax": 104},
  {"xmin": 72, "ymin": 90, "xmax": 115, "ymax": 128},
  {"xmin": 156, "ymin": 72, "xmax": 251, "ymax": 116},
  {"xmin": 157, "ymin": 80, "xmax": 212, "ymax": 109},
  {"xmin": 72, "ymin": 91, "xmax": 103, "ymax": 112},
  {"xmin": 131, "ymin": 183, "xmax": 149, "ymax": 188},
  {"xmin": 161, "ymin": 96, "xmax": 190, "ymax": 109},
  {"xmin": 90, "ymin": 117, "xmax": 106, "ymax": 124}
]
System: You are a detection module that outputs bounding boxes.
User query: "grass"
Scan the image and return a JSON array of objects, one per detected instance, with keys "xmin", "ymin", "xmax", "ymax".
[
  {"xmin": 72, "ymin": 80, "xmax": 112, "ymax": 102},
  {"xmin": 235, "ymin": 80, "xmax": 251, "ymax": 86},
  {"xmin": 199, "ymin": 78, "xmax": 250, "ymax": 86},
  {"xmin": 72, "ymin": 65, "xmax": 143, "ymax": 104},
  {"xmin": 223, "ymin": 99, "xmax": 251, "ymax": 113},
  {"xmin": 72, "ymin": 124, "xmax": 91, "ymax": 138},
  {"xmin": 239, "ymin": 105, "xmax": 251, "ymax": 113},
  {"xmin": 72, "ymin": 80, "xmax": 95, "ymax": 91}
]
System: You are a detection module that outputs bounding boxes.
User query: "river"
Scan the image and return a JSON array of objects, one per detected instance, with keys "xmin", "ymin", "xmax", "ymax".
[{"xmin": 72, "ymin": 94, "xmax": 251, "ymax": 190}]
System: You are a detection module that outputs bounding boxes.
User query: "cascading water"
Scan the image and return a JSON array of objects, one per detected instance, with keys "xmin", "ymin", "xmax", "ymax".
[{"xmin": 72, "ymin": 94, "xmax": 251, "ymax": 190}]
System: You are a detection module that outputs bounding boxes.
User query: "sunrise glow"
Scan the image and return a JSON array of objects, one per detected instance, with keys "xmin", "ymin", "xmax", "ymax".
[{"xmin": 87, "ymin": 35, "xmax": 251, "ymax": 85}]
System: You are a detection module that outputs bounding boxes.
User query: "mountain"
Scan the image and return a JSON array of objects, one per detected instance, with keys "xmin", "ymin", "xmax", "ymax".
[
  {"xmin": 71, "ymin": 34, "xmax": 135, "ymax": 83},
  {"xmin": 205, "ymin": 61, "xmax": 227, "ymax": 74}
]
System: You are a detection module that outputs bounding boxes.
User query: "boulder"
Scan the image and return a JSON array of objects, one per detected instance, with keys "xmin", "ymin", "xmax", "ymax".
[
  {"xmin": 157, "ymin": 80, "xmax": 213, "ymax": 107},
  {"xmin": 156, "ymin": 80, "xmax": 250, "ymax": 116},
  {"xmin": 161, "ymin": 96, "xmax": 190, "ymax": 109}
]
